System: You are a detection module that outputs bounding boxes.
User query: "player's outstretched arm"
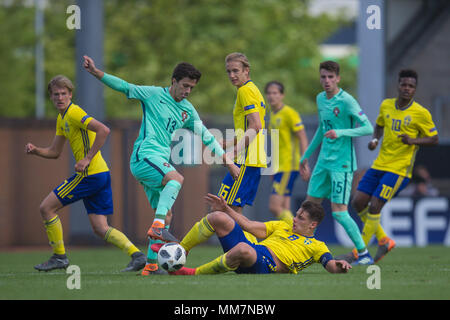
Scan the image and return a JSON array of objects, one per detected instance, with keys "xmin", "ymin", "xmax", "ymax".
[
  {"xmin": 25, "ymin": 135, "xmax": 66, "ymax": 159},
  {"xmin": 83, "ymin": 55, "xmax": 104, "ymax": 79},
  {"xmin": 325, "ymin": 259, "xmax": 352, "ymax": 274},
  {"xmin": 205, "ymin": 193, "xmax": 267, "ymax": 238},
  {"xmin": 83, "ymin": 55, "xmax": 131, "ymax": 95}
]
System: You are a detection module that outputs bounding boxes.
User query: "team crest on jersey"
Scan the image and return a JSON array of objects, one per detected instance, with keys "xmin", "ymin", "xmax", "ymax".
[
  {"xmin": 403, "ymin": 115, "xmax": 412, "ymax": 126},
  {"xmin": 181, "ymin": 111, "xmax": 188, "ymax": 122},
  {"xmin": 163, "ymin": 162, "xmax": 171, "ymax": 168},
  {"xmin": 64, "ymin": 121, "xmax": 70, "ymax": 133},
  {"xmin": 333, "ymin": 107, "xmax": 340, "ymax": 117},
  {"xmin": 304, "ymin": 238, "xmax": 312, "ymax": 245}
]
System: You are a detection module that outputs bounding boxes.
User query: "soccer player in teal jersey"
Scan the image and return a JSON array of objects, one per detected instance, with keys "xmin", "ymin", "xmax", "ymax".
[
  {"xmin": 299, "ymin": 61, "xmax": 374, "ymax": 265},
  {"xmin": 83, "ymin": 55, "xmax": 239, "ymax": 275}
]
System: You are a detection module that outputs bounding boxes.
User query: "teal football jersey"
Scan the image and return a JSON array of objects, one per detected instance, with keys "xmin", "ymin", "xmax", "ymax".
[
  {"xmin": 101, "ymin": 73, "xmax": 224, "ymax": 163},
  {"xmin": 302, "ymin": 89, "xmax": 373, "ymax": 172}
]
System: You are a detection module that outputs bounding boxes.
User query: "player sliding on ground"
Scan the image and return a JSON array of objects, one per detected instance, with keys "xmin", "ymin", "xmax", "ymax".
[
  {"xmin": 27, "ymin": 75, "xmax": 145, "ymax": 272},
  {"xmin": 83, "ymin": 55, "xmax": 240, "ymax": 275},
  {"xmin": 153, "ymin": 195, "xmax": 351, "ymax": 275}
]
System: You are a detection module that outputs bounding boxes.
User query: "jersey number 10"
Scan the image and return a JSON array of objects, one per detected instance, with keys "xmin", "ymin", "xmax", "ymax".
[{"xmin": 391, "ymin": 119, "xmax": 401, "ymax": 132}]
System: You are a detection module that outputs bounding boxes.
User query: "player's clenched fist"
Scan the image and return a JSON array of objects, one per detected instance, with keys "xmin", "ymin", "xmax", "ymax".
[{"xmin": 25, "ymin": 143, "xmax": 37, "ymax": 155}]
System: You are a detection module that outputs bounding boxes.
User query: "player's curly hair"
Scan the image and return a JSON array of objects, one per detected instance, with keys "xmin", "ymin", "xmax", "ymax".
[
  {"xmin": 301, "ymin": 200, "xmax": 325, "ymax": 225},
  {"xmin": 48, "ymin": 75, "xmax": 74, "ymax": 94},
  {"xmin": 172, "ymin": 62, "xmax": 202, "ymax": 82}
]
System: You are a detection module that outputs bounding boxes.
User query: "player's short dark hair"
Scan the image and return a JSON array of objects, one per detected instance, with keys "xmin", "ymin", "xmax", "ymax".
[
  {"xmin": 398, "ymin": 69, "xmax": 418, "ymax": 84},
  {"xmin": 172, "ymin": 62, "xmax": 202, "ymax": 82},
  {"xmin": 319, "ymin": 60, "xmax": 340, "ymax": 76},
  {"xmin": 265, "ymin": 81, "xmax": 284, "ymax": 94},
  {"xmin": 301, "ymin": 200, "xmax": 325, "ymax": 225}
]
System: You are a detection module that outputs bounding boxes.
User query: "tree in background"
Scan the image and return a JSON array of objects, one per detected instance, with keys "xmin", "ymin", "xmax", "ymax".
[{"xmin": 0, "ymin": 0, "xmax": 355, "ymax": 119}]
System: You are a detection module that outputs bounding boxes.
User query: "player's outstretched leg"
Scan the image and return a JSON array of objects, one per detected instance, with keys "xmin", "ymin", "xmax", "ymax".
[
  {"xmin": 331, "ymin": 210, "xmax": 374, "ymax": 265},
  {"xmin": 147, "ymin": 180, "xmax": 182, "ymax": 242},
  {"xmin": 170, "ymin": 252, "xmax": 237, "ymax": 276}
]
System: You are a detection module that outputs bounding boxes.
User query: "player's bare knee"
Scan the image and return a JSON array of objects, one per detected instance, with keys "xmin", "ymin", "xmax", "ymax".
[
  {"xmin": 234, "ymin": 242, "xmax": 253, "ymax": 260},
  {"xmin": 207, "ymin": 211, "xmax": 228, "ymax": 227},
  {"xmin": 369, "ymin": 197, "xmax": 385, "ymax": 214},
  {"xmin": 92, "ymin": 224, "xmax": 109, "ymax": 238},
  {"xmin": 39, "ymin": 201, "xmax": 54, "ymax": 220}
]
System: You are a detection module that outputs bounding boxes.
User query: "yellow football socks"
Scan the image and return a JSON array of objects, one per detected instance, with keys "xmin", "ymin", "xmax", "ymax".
[
  {"xmin": 362, "ymin": 213, "xmax": 381, "ymax": 246},
  {"xmin": 180, "ymin": 217, "xmax": 215, "ymax": 252},
  {"xmin": 104, "ymin": 227, "xmax": 140, "ymax": 256},
  {"xmin": 44, "ymin": 215, "xmax": 65, "ymax": 255},
  {"xmin": 195, "ymin": 253, "xmax": 237, "ymax": 275},
  {"xmin": 357, "ymin": 206, "xmax": 369, "ymax": 223},
  {"xmin": 359, "ymin": 207, "xmax": 387, "ymax": 243}
]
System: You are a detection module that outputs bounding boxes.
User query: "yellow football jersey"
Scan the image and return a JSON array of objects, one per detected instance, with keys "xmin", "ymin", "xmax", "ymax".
[
  {"xmin": 372, "ymin": 98, "xmax": 438, "ymax": 178},
  {"xmin": 56, "ymin": 103, "xmax": 109, "ymax": 176},
  {"xmin": 259, "ymin": 220, "xmax": 330, "ymax": 274},
  {"xmin": 269, "ymin": 105, "xmax": 304, "ymax": 172},
  {"xmin": 233, "ymin": 80, "xmax": 267, "ymax": 167}
]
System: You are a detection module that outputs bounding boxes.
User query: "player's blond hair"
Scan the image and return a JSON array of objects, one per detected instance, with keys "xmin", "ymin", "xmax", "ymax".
[
  {"xmin": 225, "ymin": 52, "xmax": 251, "ymax": 69},
  {"xmin": 48, "ymin": 75, "xmax": 74, "ymax": 94}
]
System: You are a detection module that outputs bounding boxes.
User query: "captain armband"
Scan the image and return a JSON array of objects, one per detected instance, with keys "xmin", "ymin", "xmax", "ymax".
[{"xmin": 319, "ymin": 252, "xmax": 333, "ymax": 268}]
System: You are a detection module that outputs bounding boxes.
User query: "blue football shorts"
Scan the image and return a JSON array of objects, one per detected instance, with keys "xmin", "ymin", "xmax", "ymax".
[
  {"xmin": 218, "ymin": 163, "xmax": 261, "ymax": 207},
  {"xmin": 357, "ymin": 168, "xmax": 410, "ymax": 202},
  {"xmin": 53, "ymin": 171, "xmax": 113, "ymax": 215},
  {"xmin": 271, "ymin": 171, "xmax": 299, "ymax": 196},
  {"xmin": 218, "ymin": 223, "xmax": 277, "ymax": 274}
]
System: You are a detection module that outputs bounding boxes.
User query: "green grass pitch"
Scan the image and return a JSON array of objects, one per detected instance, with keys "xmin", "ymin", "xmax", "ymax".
[{"xmin": 0, "ymin": 245, "xmax": 449, "ymax": 300}]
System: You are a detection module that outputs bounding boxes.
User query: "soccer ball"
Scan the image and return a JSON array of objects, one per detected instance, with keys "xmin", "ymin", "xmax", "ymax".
[{"xmin": 157, "ymin": 242, "xmax": 186, "ymax": 272}]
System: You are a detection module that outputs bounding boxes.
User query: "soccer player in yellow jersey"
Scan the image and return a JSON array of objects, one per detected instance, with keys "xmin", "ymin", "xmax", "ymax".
[
  {"xmin": 218, "ymin": 52, "xmax": 267, "ymax": 243},
  {"xmin": 154, "ymin": 195, "xmax": 351, "ymax": 275},
  {"xmin": 26, "ymin": 75, "xmax": 145, "ymax": 272},
  {"xmin": 265, "ymin": 81, "xmax": 309, "ymax": 223},
  {"xmin": 341, "ymin": 69, "xmax": 438, "ymax": 263}
]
